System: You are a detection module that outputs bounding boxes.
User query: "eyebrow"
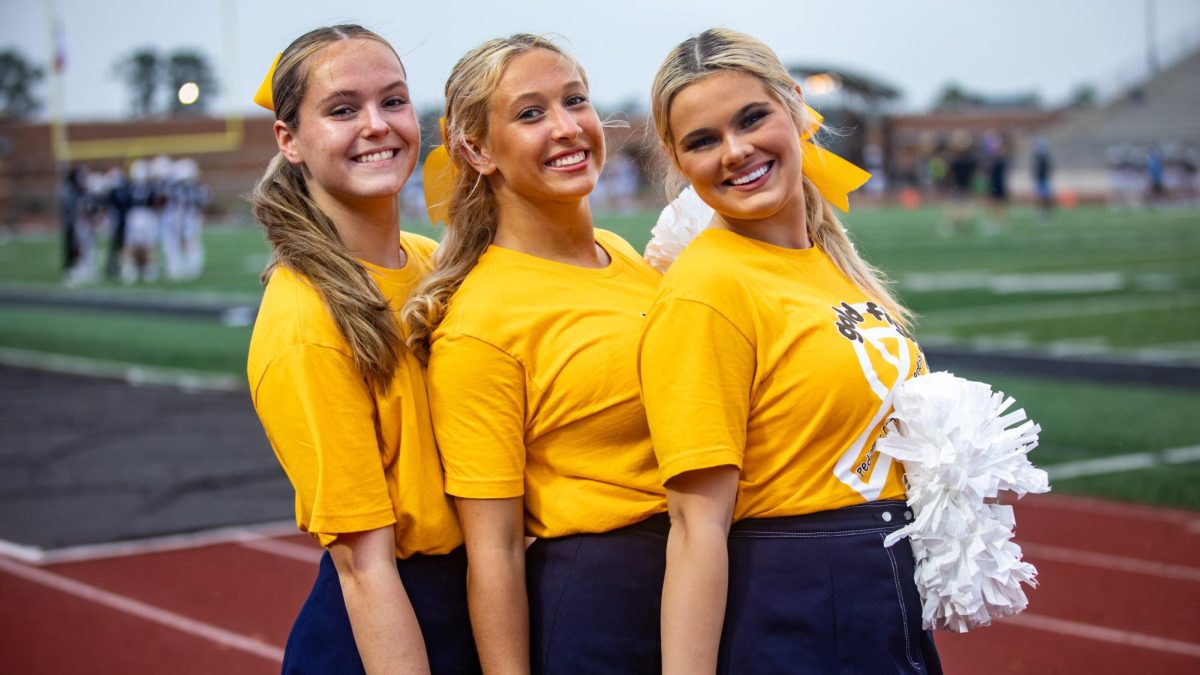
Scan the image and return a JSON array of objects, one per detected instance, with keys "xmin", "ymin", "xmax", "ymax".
[
  {"xmin": 677, "ymin": 101, "xmax": 771, "ymax": 146},
  {"xmin": 317, "ymin": 79, "xmax": 408, "ymax": 107},
  {"xmin": 507, "ymin": 79, "xmax": 587, "ymax": 111}
]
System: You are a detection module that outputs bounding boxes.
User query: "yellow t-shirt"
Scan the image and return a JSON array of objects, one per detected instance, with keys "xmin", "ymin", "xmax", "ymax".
[
  {"xmin": 428, "ymin": 229, "xmax": 667, "ymax": 538},
  {"xmin": 639, "ymin": 228, "xmax": 925, "ymax": 521},
  {"xmin": 247, "ymin": 232, "xmax": 462, "ymax": 558}
]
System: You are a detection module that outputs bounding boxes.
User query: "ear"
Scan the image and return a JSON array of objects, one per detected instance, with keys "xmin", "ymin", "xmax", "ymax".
[
  {"xmin": 460, "ymin": 137, "xmax": 498, "ymax": 176},
  {"xmin": 792, "ymin": 83, "xmax": 805, "ymax": 104},
  {"xmin": 274, "ymin": 120, "xmax": 303, "ymax": 165}
]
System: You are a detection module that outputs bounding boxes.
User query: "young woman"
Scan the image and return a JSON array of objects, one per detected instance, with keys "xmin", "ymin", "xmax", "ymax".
[
  {"xmin": 246, "ymin": 25, "xmax": 477, "ymax": 674},
  {"xmin": 640, "ymin": 28, "xmax": 943, "ymax": 674},
  {"xmin": 403, "ymin": 34, "xmax": 667, "ymax": 674}
]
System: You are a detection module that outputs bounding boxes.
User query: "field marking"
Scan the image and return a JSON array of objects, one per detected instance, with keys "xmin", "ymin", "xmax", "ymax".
[
  {"xmin": 1045, "ymin": 445, "xmax": 1200, "ymax": 481},
  {"xmin": 919, "ymin": 291, "xmax": 1200, "ymax": 327},
  {"xmin": 1021, "ymin": 543, "xmax": 1200, "ymax": 583},
  {"xmin": 1002, "ymin": 612, "xmax": 1200, "ymax": 659},
  {"xmin": 0, "ymin": 347, "xmax": 243, "ymax": 393},
  {"xmin": 0, "ymin": 520, "xmax": 297, "ymax": 566},
  {"xmin": 0, "ymin": 556, "xmax": 284, "ymax": 663},
  {"xmin": 237, "ymin": 537, "xmax": 323, "ymax": 564},
  {"xmin": 1019, "ymin": 493, "xmax": 1200, "ymax": 526}
]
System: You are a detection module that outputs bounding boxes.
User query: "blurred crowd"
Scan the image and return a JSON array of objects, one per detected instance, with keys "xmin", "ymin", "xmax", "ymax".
[
  {"xmin": 1106, "ymin": 142, "xmax": 1200, "ymax": 209},
  {"xmin": 60, "ymin": 156, "xmax": 210, "ymax": 286}
]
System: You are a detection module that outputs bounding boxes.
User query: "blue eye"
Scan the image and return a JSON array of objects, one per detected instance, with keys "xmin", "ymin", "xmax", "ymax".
[
  {"xmin": 741, "ymin": 109, "xmax": 768, "ymax": 128},
  {"xmin": 565, "ymin": 94, "xmax": 588, "ymax": 107},
  {"xmin": 685, "ymin": 135, "xmax": 716, "ymax": 151},
  {"xmin": 330, "ymin": 105, "xmax": 354, "ymax": 117},
  {"xmin": 384, "ymin": 96, "xmax": 408, "ymax": 108},
  {"xmin": 517, "ymin": 107, "xmax": 543, "ymax": 121}
]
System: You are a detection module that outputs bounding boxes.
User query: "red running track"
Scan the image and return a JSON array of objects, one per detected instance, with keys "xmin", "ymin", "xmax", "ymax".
[{"xmin": 2, "ymin": 493, "xmax": 1197, "ymax": 674}]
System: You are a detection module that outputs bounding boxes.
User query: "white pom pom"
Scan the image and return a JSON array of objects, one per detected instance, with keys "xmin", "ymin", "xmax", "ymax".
[
  {"xmin": 875, "ymin": 371, "xmax": 1050, "ymax": 632},
  {"xmin": 644, "ymin": 186, "xmax": 715, "ymax": 272}
]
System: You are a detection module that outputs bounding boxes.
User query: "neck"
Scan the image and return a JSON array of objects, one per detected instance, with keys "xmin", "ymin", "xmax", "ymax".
[
  {"xmin": 721, "ymin": 182, "xmax": 810, "ymax": 249},
  {"xmin": 491, "ymin": 190, "xmax": 605, "ymax": 267},
  {"xmin": 310, "ymin": 186, "xmax": 405, "ymax": 269}
]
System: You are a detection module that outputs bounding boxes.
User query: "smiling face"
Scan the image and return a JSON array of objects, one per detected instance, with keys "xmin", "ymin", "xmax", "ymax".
[
  {"xmin": 276, "ymin": 38, "xmax": 419, "ymax": 210},
  {"xmin": 473, "ymin": 48, "xmax": 604, "ymax": 206},
  {"xmin": 668, "ymin": 69, "xmax": 806, "ymax": 232}
]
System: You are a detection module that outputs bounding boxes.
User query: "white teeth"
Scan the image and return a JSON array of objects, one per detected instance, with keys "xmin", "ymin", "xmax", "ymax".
[
  {"xmin": 730, "ymin": 163, "xmax": 769, "ymax": 186},
  {"xmin": 548, "ymin": 151, "xmax": 586, "ymax": 168},
  {"xmin": 356, "ymin": 149, "xmax": 395, "ymax": 163}
]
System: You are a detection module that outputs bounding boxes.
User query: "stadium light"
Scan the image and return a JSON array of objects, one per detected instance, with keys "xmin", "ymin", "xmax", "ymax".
[
  {"xmin": 178, "ymin": 82, "xmax": 201, "ymax": 106},
  {"xmin": 803, "ymin": 73, "xmax": 842, "ymax": 97}
]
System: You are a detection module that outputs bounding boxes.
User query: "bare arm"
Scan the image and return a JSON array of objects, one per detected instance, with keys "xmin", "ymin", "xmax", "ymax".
[
  {"xmin": 661, "ymin": 465, "xmax": 740, "ymax": 675},
  {"xmin": 328, "ymin": 526, "xmax": 430, "ymax": 675},
  {"xmin": 457, "ymin": 496, "xmax": 529, "ymax": 675}
]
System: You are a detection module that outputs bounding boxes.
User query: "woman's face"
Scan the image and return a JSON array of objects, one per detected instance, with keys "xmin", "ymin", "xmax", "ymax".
[
  {"xmin": 277, "ymin": 38, "xmax": 420, "ymax": 207},
  {"xmin": 668, "ymin": 70, "xmax": 805, "ymax": 228},
  {"xmin": 474, "ymin": 48, "xmax": 604, "ymax": 205}
]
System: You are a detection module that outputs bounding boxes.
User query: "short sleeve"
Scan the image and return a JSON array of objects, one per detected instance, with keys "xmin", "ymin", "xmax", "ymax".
[
  {"xmin": 253, "ymin": 344, "xmax": 396, "ymax": 539},
  {"xmin": 638, "ymin": 298, "xmax": 755, "ymax": 485},
  {"xmin": 427, "ymin": 333, "xmax": 527, "ymax": 498}
]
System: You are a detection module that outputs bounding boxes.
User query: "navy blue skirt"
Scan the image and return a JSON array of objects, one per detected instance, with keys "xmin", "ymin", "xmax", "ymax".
[
  {"xmin": 721, "ymin": 501, "xmax": 942, "ymax": 674},
  {"xmin": 281, "ymin": 547, "xmax": 480, "ymax": 675},
  {"xmin": 526, "ymin": 513, "xmax": 669, "ymax": 674}
]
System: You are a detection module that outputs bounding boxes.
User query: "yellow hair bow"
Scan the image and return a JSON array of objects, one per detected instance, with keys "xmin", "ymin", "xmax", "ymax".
[
  {"xmin": 253, "ymin": 53, "xmax": 282, "ymax": 112},
  {"xmin": 423, "ymin": 118, "xmax": 455, "ymax": 225},
  {"xmin": 799, "ymin": 104, "xmax": 871, "ymax": 212}
]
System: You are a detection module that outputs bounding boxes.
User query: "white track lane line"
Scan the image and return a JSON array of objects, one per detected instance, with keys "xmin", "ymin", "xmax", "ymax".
[
  {"xmin": 1045, "ymin": 445, "xmax": 1200, "ymax": 481},
  {"xmin": 0, "ymin": 556, "xmax": 283, "ymax": 663},
  {"xmin": 237, "ymin": 537, "xmax": 322, "ymax": 564},
  {"xmin": 1002, "ymin": 613, "xmax": 1200, "ymax": 659},
  {"xmin": 0, "ymin": 521, "xmax": 298, "ymax": 566},
  {"xmin": 1022, "ymin": 543, "xmax": 1200, "ymax": 583}
]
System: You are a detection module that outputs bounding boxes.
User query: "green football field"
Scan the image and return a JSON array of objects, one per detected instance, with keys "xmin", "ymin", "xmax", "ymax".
[{"xmin": 1, "ymin": 204, "xmax": 1198, "ymax": 508}]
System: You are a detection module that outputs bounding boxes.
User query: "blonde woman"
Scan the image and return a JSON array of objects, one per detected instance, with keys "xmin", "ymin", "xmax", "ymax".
[
  {"xmin": 246, "ymin": 25, "xmax": 477, "ymax": 674},
  {"xmin": 404, "ymin": 34, "xmax": 667, "ymax": 674},
  {"xmin": 640, "ymin": 29, "xmax": 943, "ymax": 674}
]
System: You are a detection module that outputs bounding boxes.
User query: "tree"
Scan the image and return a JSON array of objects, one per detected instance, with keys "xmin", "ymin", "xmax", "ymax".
[
  {"xmin": 115, "ymin": 47, "xmax": 160, "ymax": 117},
  {"xmin": 0, "ymin": 49, "xmax": 45, "ymax": 121},
  {"xmin": 164, "ymin": 49, "xmax": 217, "ymax": 116},
  {"xmin": 1067, "ymin": 84, "xmax": 1098, "ymax": 110}
]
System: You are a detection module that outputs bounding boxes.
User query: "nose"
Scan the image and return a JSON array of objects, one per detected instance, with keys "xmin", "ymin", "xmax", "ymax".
[
  {"xmin": 722, "ymin": 135, "xmax": 753, "ymax": 170},
  {"xmin": 362, "ymin": 104, "xmax": 389, "ymax": 137},
  {"xmin": 548, "ymin": 104, "xmax": 582, "ymax": 143}
]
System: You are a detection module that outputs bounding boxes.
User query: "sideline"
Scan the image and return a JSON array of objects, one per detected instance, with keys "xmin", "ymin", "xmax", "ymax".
[
  {"xmin": 0, "ymin": 347, "xmax": 243, "ymax": 392},
  {"xmin": 1045, "ymin": 445, "xmax": 1200, "ymax": 481},
  {"xmin": 0, "ymin": 520, "xmax": 296, "ymax": 566}
]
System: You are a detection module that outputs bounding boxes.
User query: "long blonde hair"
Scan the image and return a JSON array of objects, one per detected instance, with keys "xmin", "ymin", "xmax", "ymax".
[
  {"xmin": 651, "ymin": 28, "xmax": 911, "ymax": 330},
  {"xmin": 249, "ymin": 25, "xmax": 405, "ymax": 393},
  {"xmin": 402, "ymin": 34, "xmax": 580, "ymax": 362}
]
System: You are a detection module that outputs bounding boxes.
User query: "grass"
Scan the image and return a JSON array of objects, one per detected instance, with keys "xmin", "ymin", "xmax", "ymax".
[{"xmin": 3, "ymin": 204, "xmax": 1199, "ymax": 508}]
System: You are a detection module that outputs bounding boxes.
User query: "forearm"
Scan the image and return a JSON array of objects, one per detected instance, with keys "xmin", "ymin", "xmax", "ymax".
[
  {"xmin": 331, "ymin": 529, "xmax": 430, "ymax": 675},
  {"xmin": 661, "ymin": 520, "xmax": 730, "ymax": 675},
  {"xmin": 466, "ymin": 546, "xmax": 529, "ymax": 675}
]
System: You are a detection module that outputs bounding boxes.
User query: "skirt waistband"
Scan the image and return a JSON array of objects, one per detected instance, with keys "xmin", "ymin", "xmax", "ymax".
[{"xmin": 730, "ymin": 500, "xmax": 912, "ymax": 537}]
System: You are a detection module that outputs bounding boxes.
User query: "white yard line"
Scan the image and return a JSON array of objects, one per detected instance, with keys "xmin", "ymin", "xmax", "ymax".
[
  {"xmin": 920, "ymin": 292, "xmax": 1200, "ymax": 327},
  {"xmin": 1002, "ymin": 613, "xmax": 1200, "ymax": 659},
  {"xmin": 1045, "ymin": 445, "xmax": 1200, "ymax": 481},
  {"xmin": 0, "ymin": 556, "xmax": 284, "ymax": 663},
  {"xmin": 0, "ymin": 347, "xmax": 243, "ymax": 392}
]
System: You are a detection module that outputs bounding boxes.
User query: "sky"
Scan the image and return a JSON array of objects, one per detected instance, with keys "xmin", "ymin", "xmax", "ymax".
[{"xmin": 2, "ymin": 0, "xmax": 1200, "ymax": 121}]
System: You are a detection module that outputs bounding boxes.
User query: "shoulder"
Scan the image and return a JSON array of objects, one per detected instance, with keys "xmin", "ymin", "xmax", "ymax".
[
  {"xmin": 658, "ymin": 229, "xmax": 750, "ymax": 304},
  {"xmin": 253, "ymin": 266, "xmax": 347, "ymax": 352},
  {"xmin": 401, "ymin": 231, "xmax": 439, "ymax": 266},
  {"xmin": 593, "ymin": 228, "xmax": 641, "ymax": 260}
]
